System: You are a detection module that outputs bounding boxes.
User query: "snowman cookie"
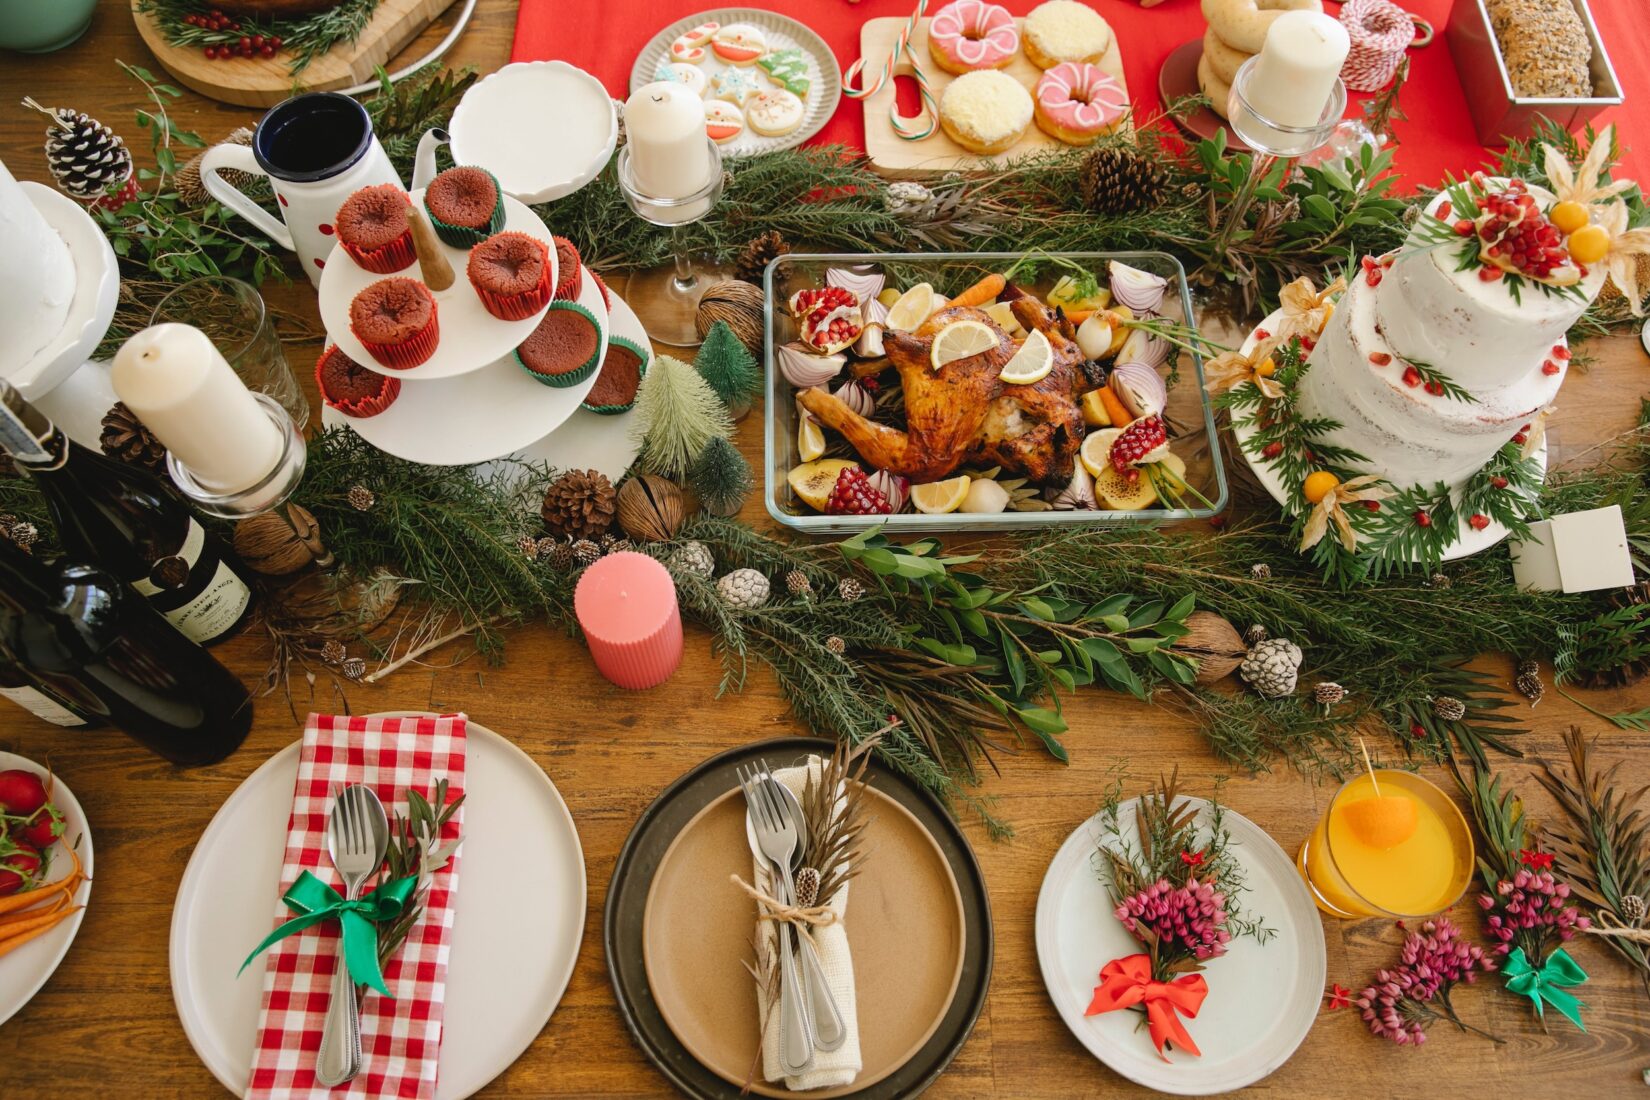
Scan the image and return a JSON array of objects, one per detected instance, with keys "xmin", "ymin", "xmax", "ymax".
[
  {"xmin": 745, "ymin": 88, "xmax": 804, "ymax": 138},
  {"xmin": 711, "ymin": 66, "xmax": 765, "ymax": 105},
  {"xmin": 655, "ymin": 60, "xmax": 707, "ymax": 97},
  {"xmin": 758, "ymin": 48, "xmax": 811, "ymax": 98},
  {"xmin": 669, "ymin": 21, "xmax": 719, "ymax": 63},
  {"xmin": 705, "ymin": 100, "xmax": 746, "ymax": 144},
  {"xmin": 712, "ymin": 23, "xmax": 767, "ymax": 65}
]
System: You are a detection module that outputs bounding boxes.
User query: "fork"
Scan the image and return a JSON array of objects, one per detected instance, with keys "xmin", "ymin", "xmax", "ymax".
[
  {"xmin": 738, "ymin": 764, "xmax": 814, "ymax": 1077},
  {"xmin": 316, "ymin": 784, "xmax": 389, "ymax": 1087}
]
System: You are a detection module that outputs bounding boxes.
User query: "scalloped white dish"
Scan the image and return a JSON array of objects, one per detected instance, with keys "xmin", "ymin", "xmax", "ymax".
[
  {"xmin": 8, "ymin": 183, "xmax": 119, "ymax": 401},
  {"xmin": 450, "ymin": 61, "xmax": 619, "ymax": 204}
]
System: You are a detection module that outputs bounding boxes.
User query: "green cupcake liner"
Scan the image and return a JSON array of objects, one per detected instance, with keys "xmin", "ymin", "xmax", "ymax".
[
  {"xmin": 515, "ymin": 301, "xmax": 602, "ymax": 388},
  {"xmin": 424, "ymin": 166, "xmax": 505, "ymax": 249},
  {"xmin": 582, "ymin": 336, "xmax": 650, "ymax": 415}
]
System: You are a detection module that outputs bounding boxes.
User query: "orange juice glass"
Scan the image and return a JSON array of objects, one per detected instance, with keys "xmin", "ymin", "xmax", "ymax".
[{"xmin": 1297, "ymin": 770, "xmax": 1475, "ymax": 918}]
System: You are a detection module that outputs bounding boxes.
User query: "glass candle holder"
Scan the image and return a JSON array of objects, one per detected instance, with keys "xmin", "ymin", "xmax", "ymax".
[
  {"xmin": 1226, "ymin": 55, "xmax": 1348, "ymax": 158},
  {"xmin": 166, "ymin": 392, "xmax": 306, "ymax": 519},
  {"xmin": 616, "ymin": 139, "xmax": 728, "ymax": 347},
  {"xmin": 1297, "ymin": 769, "xmax": 1475, "ymax": 919},
  {"xmin": 151, "ymin": 276, "xmax": 309, "ymax": 429}
]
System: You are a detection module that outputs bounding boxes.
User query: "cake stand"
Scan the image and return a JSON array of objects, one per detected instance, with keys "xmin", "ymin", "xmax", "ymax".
[
  {"xmin": 315, "ymin": 189, "xmax": 557, "ymax": 381},
  {"xmin": 320, "ymin": 266, "xmax": 609, "ymax": 465},
  {"xmin": 1229, "ymin": 309, "xmax": 1547, "ymax": 561},
  {"xmin": 11, "ymin": 182, "xmax": 120, "ymax": 402}
]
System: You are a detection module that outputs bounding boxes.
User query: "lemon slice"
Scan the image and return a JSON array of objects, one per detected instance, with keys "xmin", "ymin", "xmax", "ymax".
[
  {"xmin": 910, "ymin": 475, "xmax": 972, "ymax": 514},
  {"xmin": 797, "ymin": 411, "xmax": 825, "ymax": 462},
  {"xmin": 984, "ymin": 301, "xmax": 1023, "ymax": 335},
  {"xmin": 1080, "ymin": 427, "xmax": 1122, "ymax": 478},
  {"xmin": 929, "ymin": 320, "xmax": 998, "ymax": 370},
  {"xmin": 999, "ymin": 329, "xmax": 1054, "ymax": 385},
  {"xmin": 886, "ymin": 282, "xmax": 935, "ymax": 332}
]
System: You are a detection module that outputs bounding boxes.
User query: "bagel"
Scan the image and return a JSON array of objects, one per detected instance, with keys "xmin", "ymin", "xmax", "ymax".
[
  {"xmin": 1202, "ymin": 27, "xmax": 1249, "ymax": 84},
  {"xmin": 1201, "ymin": 0, "xmax": 1322, "ymax": 54},
  {"xmin": 1197, "ymin": 51, "xmax": 1234, "ymax": 118}
]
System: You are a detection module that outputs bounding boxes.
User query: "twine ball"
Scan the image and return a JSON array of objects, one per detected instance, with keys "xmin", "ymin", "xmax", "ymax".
[
  {"xmin": 1339, "ymin": 0, "xmax": 1416, "ymax": 92},
  {"xmin": 696, "ymin": 280, "xmax": 764, "ymax": 355}
]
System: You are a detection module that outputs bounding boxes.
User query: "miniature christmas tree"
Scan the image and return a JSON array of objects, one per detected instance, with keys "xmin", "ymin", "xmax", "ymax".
[
  {"xmin": 630, "ymin": 355, "xmax": 733, "ymax": 479},
  {"xmin": 694, "ymin": 320, "xmax": 762, "ymax": 414},
  {"xmin": 690, "ymin": 436, "xmax": 754, "ymax": 517}
]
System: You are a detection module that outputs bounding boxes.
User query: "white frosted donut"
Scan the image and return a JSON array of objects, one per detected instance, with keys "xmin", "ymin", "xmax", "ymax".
[
  {"xmin": 746, "ymin": 88, "xmax": 805, "ymax": 137},
  {"xmin": 1201, "ymin": 0, "xmax": 1322, "ymax": 54},
  {"xmin": 670, "ymin": 21, "xmax": 719, "ymax": 63},
  {"xmin": 928, "ymin": 0, "xmax": 1020, "ymax": 75},
  {"xmin": 1023, "ymin": 0, "xmax": 1113, "ymax": 68},
  {"xmin": 1201, "ymin": 27, "xmax": 1248, "ymax": 84},
  {"xmin": 939, "ymin": 69, "xmax": 1033, "ymax": 155}
]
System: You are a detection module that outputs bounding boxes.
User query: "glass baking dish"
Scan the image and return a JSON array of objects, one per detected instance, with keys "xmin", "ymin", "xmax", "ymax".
[{"xmin": 762, "ymin": 251, "xmax": 1227, "ymax": 534}]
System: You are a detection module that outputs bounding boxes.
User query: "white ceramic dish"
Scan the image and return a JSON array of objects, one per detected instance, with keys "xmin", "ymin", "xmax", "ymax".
[
  {"xmin": 1230, "ymin": 308, "xmax": 1546, "ymax": 561},
  {"xmin": 169, "ymin": 713, "xmax": 587, "ymax": 1100},
  {"xmin": 450, "ymin": 61, "xmax": 619, "ymax": 204},
  {"xmin": 317, "ymin": 188, "xmax": 557, "ymax": 381},
  {"xmin": 0, "ymin": 751, "xmax": 94, "ymax": 1028},
  {"xmin": 9, "ymin": 183, "xmax": 120, "ymax": 401},
  {"xmin": 1035, "ymin": 797, "xmax": 1324, "ymax": 1096},
  {"xmin": 322, "ymin": 265, "xmax": 608, "ymax": 465},
  {"xmin": 629, "ymin": 8, "xmax": 843, "ymax": 156}
]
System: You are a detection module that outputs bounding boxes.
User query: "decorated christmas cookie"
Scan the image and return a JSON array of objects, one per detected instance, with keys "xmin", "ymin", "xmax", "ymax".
[
  {"xmin": 670, "ymin": 21, "xmax": 719, "ymax": 63},
  {"xmin": 655, "ymin": 60, "xmax": 707, "ymax": 97},
  {"xmin": 746, "ymin": 88, "xmax": 805, "ymax": 138},
  {"xmin": 711, "ymin": 66, "xmax": 765, "ymax": 105},
  {"xmin": 758, "ymin": 47, "xmax": 812, "ymax": 97},
  {"xmin": 712, "ymin": 23, "xmax": 768, "ymax": 65},
  {"xmin": 705, "ymin": 100, "xmax": 746, "ymax": 144}
]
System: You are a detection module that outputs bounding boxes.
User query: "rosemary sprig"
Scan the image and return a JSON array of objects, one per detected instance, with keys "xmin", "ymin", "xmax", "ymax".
[
  {"xmin": 376, "ymin": 779, "xmax": 464, "ymax": 970},
  {"xmin": 138, "ymin": 0, "xmax": 379, "ymax": 77}
]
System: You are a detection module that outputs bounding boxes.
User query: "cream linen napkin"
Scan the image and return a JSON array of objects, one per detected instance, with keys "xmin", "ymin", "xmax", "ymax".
[{"xmin": 755, "ymin": 756, "xmax": 862, "ymax": 1090}]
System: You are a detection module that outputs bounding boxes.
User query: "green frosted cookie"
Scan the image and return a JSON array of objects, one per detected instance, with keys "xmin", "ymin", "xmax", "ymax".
[{"xmin": 758, "ymin": 48, "xmax": 810, "ymax": 98}]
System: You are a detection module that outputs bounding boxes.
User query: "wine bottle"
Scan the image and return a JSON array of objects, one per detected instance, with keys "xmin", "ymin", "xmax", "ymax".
[
  {"xmin": 0, "ymin": 380, "xmax": 253, "ymax": 646},
  {"xmin": 0, "ymin": 644, "xmax": 97, "ymax": 728},
  {"xmin": 0, "ymin": 537, "xmax": 252, "ymax": 765}
]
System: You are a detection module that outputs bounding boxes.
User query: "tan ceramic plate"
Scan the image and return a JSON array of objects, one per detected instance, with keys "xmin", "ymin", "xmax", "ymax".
[{"xmin": 643, "ymin": 786, "xmax": 965, "ymax": 1097}]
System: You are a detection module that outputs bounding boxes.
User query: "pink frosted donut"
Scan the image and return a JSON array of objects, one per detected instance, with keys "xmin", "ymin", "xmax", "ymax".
[
  {"xmin": 1033, "ymin": 62, "xmax": 1127, "ymax": 145},
  {"xmin": 928, "ymin": 0, "xmax": 1020, "ymax": 75}
]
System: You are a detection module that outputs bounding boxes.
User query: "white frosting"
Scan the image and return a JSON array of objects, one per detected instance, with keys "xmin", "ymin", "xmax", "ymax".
[
  {"xmin": 0, "ymin": 157, "xmax": 74, "ymax": 378},
  {"xmin": 939, "ymin": 70, "xmax": 1033, "ymax": 143}
]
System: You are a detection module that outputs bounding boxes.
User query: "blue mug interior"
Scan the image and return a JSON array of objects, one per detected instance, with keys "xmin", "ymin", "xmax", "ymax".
[{"xmin": 252, "ymin": 93, "xmax": 374, "ymax": 184}]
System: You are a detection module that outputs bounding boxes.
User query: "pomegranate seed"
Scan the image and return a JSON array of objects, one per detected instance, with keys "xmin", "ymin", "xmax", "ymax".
[
  {"xmin": 1453, "ymin": 218, "xmax": 1474, "ymax": 236},
  {"xmin": 1415, "ymin": 511, "xmax": 1432, "ymax": 528},
  {"xmin": 1402, "ymin": 366, "xmax": 1421, "ymax": 387},
  {"xmin": 1469, "ymin": 513, "xmax": 1490, "ymax": 530},
  {"xmin": 1509, "ymin": 177, "xmax": 1527, "ymax": 191},
  {"xmin": 1479, "ymin": 224, "xmax": 1497, "ymax": 240},
  {"xmin": 1365, "ymin": 269, "xmax": 1383, "ymax": 287},
  {"xmin": 1491, "ymin": 476, "xmax": 1509, "ymax": 489},
  {"xmin": 1478, "ymin": 266, "xmax": 1503, "ymax": 282},
  {"xmin": 1254, "ymin": 328, "xmax": 1270, "ymax": 340},
  {"xmin": 1261, "ymin": 442, "xmax": 1284, "ymax": 459},
  {"xmin": 1382, "ymin": 254, "xmax": 1395, "ymax": 267},
  {"xmin": 1369, "ymin": 352, "xmax": 1392, "ymax": 366},
  {"xmin": 203, "ymin": 45, "xmax": 217, "ymax": 58},
  {"xmin": 1302, "ymin": 336, "xmax": 1316, "ymax": 351},
  {"xmin": 1426, "ymin": 381, "xmax": 1445, "ymax": 396},
  {"xmin": 1551, "ymin": 345, "xmax": 1570, "ymax": 360},
  {"xmin": 252, "ymin": 34, "xmax": 264, "ymax": 47},
  {"xmin": 1208, "ymin": 514, "xmax": 1227, "ymax": 529},
  {"xmin": 1542, "ymin": 360, "xmax": 1561, "ymax": 375},
  {"xmin": 1361, "ymin": 255, "xmax": 1376, "ymax": 271},
  {"xmin": 1410, "ymin": 723, "xmax": 1427, "ymax": 739},
  {"xmin": 1437, "ymin": 201, "xmax": 1452, "ymax": 221},
  {"xmin": 1363, "ymin": 500, "xmax": 1381, "ymax": 512},
  {"xmin": 1512, "ymin": 432, "xmax": 1528, "ymax": 445}
]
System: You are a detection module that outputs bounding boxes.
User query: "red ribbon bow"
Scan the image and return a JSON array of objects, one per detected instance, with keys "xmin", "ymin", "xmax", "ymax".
[{"xmin": 1084, "ymin": 953, "xmax": 1209, "ymax": 1060}]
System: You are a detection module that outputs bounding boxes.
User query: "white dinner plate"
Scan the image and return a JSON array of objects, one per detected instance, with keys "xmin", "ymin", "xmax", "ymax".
[
  {"xmin": 317, "ymin": 188, "xmax": 558, "ymax": 381},
  {"xmin": 0, "ymin": 751, "xmax": 94, "ymax": 1028},
  {"xmin": 496, "ymin": 290, "xmax": 649, "ymax": 482},
  {"xmin": 449, "ymin": 61, "xmax": 619, "ymax": 205},
  {"xmin": 321, "ymin": 265, "xmax": 608, "ymax": 465},
  {"xmin": 1035, "ymin": 797, "xmax": 1324, "ymax": 1096},
  {"xmin": 169, "ymin": 713, "xmax": 586, "ymax": 1099}
]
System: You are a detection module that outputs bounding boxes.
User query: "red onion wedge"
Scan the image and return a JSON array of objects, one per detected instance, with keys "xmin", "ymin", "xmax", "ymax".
[{"xmin": 1108, "ymin": 261, "xmax": 1168, "ymax": 314}]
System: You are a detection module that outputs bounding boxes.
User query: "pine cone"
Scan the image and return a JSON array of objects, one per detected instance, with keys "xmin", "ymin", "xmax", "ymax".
[
  {"xmin": 1516, "ymin": 656, "xmax": 1540, "ymax": 678},
  {"xmin": 1514, "ymin": 670, "xmax": 1545, "ymax": 704},
  {"xmin": 1239, "ymin": 638, "xmax": 1301, "ymax": 697},
  {"xmin": 734, "ymin": 230, "xmax": 791, "ymax": 285},
  {"xmin": 570, "ymin": 539, "xmax": 602, "ymax": 567},
  {"xmin": 1428, "ymin": 572, "xmax": 1452, "ymax": 589},
  {"xmin": 176, "ymin": 127, "xmax": 255, "ymax": 208},
  {"xmin": 1432, "ymin": 695, "xmax": 1467, "ymax": 722},
  {"xmin": 1079, "ymin": 147, "xmax": 1168, "ymax": 215},
  {"xmin": 321, "ymin": 640, "xmax": 347, "ymax": 665},
  {"xmin": 1621, "ymin": 894, "xmax": 1647, "ymax": 925},
  {"xmin": 25, "ymin": 99, "xmax": 132, "ymax": 202},
  {"xmin": 785, "ymin": 569, "xmax": 812, "ymax": 598},
  {"xmin": 825, "ymin": 636, "xmax": 846, "ymax": 657},
  {"xmin": 518, "ymin": 535, "xmax": 541, "ymax": 560},
  {"xmin": 1242, "ymin": 623, "xmax": 1269, "ymax": 647},
  {"xmin": 1313, "ymin": 681, "xmax": 1346, "ymax": 706},
  {"xmin": 666, "ymin": 540, "xmax": 715, "ymax": 580},
  {"xmin": 542, "ymin": 469, "xmax": 617, "ymax": 540},
  {"xmin": 837, "ymin": 577, "xmax": 865, "ymax": 602},
  {"xmin": 606, "ymin": 538, "xmax": 634, "ymax": 556},
  {"xmin": 340, "ymin": 656, "xmax": 367, "ymax": 681},
  {"xmin": 546, "ymin": 538, "xmax": 574, "ymax": 571},
  {"xmin": 347, "ymin": 485, "xmax": 376, "ymax": 511},
  {"xmin": 99, "ymin": 402, "xmax": 167, "ymax": 472},
  {"xmin": 8, "ymin": 522, "xmax": 39, "ymax": 553},
  {"xmin": 794, "ymin": 866, "xmax": 821, "ymax": 909},
  {"xmin": 716, "ymin": 568, "xmax": 770, "ymax": 610},
  {"xmin": 1250, "ymin": 563, "xmax": 1272, "ymax": 580}
]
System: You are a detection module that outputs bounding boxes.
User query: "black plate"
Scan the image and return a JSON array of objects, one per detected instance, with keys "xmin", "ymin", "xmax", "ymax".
[{"xmin": 604, "ymin": 736, "xmax": 993, "ymax": 1098}]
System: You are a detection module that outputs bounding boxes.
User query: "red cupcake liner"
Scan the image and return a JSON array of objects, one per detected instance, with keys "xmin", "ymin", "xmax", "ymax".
[
  {"xmin": 353, "ymin": 305, "xmax": 440, "ymax": 370},
  {"xmin": 471, "ymin": 239, "xmax": 554, "ymax": 321},
  {"xmin": 551, "ymin": 235, "xmax": 584, "ymax": 302},
  {"xmin": 342, "ymin": 232, "xmax": 416, "ymax": 275},
  {"xmin": 314, "ymin": 346, "xmax": 402, "ymax": 417},
  {"xmin": 591, "ymin": 271, "xmax": 614, "ymax": 310}
]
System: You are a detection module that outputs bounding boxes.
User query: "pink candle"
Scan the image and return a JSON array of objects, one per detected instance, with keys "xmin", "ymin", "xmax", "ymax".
[{"xmin": 574, "ymin": 551, "xmax": 683, "ymax": 689}]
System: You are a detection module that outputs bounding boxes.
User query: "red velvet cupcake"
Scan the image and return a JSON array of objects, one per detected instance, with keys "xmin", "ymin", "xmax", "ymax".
[
  {"xmin": 348, "ymin": 278, "xmax": 440, "ymax": 369},
  {"xmin": 551, "ymin": 235, "xmax": 583, "ymax": 301},
  {"xmin": 590, "ymin": 270, "xmax": 614, "ymax": 310},
  {"xmin": 467, "ymin": 232, "xmax": 553, "ymax": 321},
  {"xmin": 423, "ymin": 166, "xmax": 504, "ymax": 247},
  {"xmin": 335, "ymin": 184, "xmax": 414, "ymax": 274},
  {"xmin": 315, "ymin": 344, "xmax": 400, "ymax": 417}
]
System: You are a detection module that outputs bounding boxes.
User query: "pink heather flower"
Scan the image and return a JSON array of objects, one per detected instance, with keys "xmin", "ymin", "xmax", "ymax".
[
  {"xmin": 1356, "ymin": 968, "xmax": 1428, "ymax": 1045},
  {"xmin": 1116, "ymin": 877, "xmax": 1231, "ymax": 961},
  {"xmin": 1357, "ymin": 919, "xmax": 1500, "ymax": 1047},
  {"xmin": 1478, "ymin": 870, "xmax": 1591, "ymax": 957}
]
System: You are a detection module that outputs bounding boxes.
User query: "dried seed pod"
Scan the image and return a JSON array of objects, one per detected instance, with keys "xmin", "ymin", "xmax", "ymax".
[
  {"xmin": 616, "ymin": 474, "xmax": 686, "ymax": 542},
  {"xmin": 1172, "ymin": 611, "xmax": 1248, "ymax": 685}
]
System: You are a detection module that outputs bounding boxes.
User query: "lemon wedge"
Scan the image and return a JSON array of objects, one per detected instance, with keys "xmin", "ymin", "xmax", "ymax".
[
  {"xmin": 910, "ymin": 475, "xmax": 972, "ymax": 514},
  {"xmin": 999, "ymin": 329, "xmax": 1054, "ymax": 385},
  {"xmin": 886, "ymin": 282, "xmax": 935, "ymax": 332},
  {"xmin": 787, "ymin": 459, "xmax": 857, "ymax": 512},
  {"xmin": 929, "ymin": 320, "xmax": 998, "ymax": 370},
  {"xmin": 1343, "ymin": 794, "xmax": 1420, "ymax": 849},
  {"xmin": 984, "ymin": 301, "xmax": 1024, "ymax": 335},
  {"xmin": 797, "ymin": 411, "xmax": 825, "ymax": 462},
  {"xmin": 1080, "ymin": 427, "xmax": 1122, "ymax": 478}
]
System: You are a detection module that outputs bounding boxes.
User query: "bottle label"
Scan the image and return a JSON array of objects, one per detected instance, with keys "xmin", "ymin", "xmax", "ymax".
[
  {"xmin": 0, "ymin": 400, "xmax": 52, "ymax": 463},
  {"xmin": 0, "ymin": 685, "xmax": 87, "ymax": 727},
  {"xmin": 132, "ymin": 519, "xmax": 251, "ymax": 643}
]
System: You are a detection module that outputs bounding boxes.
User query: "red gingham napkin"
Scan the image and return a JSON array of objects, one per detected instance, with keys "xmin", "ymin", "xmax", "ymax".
[{"xmin": 247, "ymin": 713, "xmax": 468, "ymax": 1100}]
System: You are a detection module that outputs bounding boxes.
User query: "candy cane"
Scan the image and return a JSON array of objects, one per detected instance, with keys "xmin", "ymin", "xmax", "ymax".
[{"xmin": 843, "ymin": 0, "xmax": 939, "ymax": 141}]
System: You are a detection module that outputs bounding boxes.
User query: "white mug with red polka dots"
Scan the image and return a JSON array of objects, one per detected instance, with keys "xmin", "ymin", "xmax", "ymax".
[{"xmin": 200, "ymin": 92, "xmax": 405, "ymax": 286}]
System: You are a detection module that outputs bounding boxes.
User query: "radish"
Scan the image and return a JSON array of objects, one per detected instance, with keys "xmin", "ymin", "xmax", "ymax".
[
  {"xmin": 0, "ymin": 843, "xmax": 42, "ymax": 896},
  {"xmin": 0, "ymin": 769, "xmax": 47, "ymax": 817},
  {"xmin": 16, "ymin": 804, "xmax": 63, "ymax": 849}
]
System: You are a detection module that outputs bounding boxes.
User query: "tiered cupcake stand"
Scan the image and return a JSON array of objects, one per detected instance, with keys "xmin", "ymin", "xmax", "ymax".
[{"xmin": 316, "ymin": 187, "xmax": 649, "ymax": 480}]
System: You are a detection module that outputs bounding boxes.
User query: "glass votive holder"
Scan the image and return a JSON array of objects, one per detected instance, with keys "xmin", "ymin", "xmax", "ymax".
[
  {"xmin": 1227, "ymin": 57, "xmax": 1348, "ymax": 159},
  {"xmin": 151, "ymin": 275, "xmax": 310, "ymax": 430}
]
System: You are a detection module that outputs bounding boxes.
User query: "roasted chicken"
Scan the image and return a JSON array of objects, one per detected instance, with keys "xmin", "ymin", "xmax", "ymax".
[{"xmin": 796, "ymin": 297, "xmax": 1087, "ymax": 484}]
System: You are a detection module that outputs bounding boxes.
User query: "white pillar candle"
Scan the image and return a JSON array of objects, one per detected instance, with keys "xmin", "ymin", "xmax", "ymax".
[
  {"xmin": 624, "ymin": 82, "xmax": 712, "ymax": 201},
  {"xmin": 111, "ymin": 323, "xmax": 283, "ymax": 494},
  {"xmin": 1244, "ymin": 12, "xmax": 1349, "ymax": 130}
]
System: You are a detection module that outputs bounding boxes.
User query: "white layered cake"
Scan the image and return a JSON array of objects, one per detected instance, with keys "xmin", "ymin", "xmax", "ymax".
[{"xmin": 1293, "ymin": 181, "xmax": 1602, "ymax": 492}]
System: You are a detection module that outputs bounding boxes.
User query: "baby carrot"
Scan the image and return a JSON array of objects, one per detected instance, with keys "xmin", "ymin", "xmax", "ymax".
[
  {"xmin": 0, "ymin": 906, "xmax": 80, "ymax": 957},
  {"xmin": 0, "ymin": 843, "xmax": 86, "ymax": 913},
  {"xmin": 951, "ymin": 273, "xmax": 1006, "ymax": 309},
  {"xmin": 1065, "ymin": 308, "xmax": 1098, "ymax": 325}
]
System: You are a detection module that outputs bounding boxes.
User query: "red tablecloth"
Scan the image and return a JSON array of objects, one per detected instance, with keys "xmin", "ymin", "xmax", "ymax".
[{"xmin": 512, "ymin": 0, "xmax": 1647, "ymax": 187}]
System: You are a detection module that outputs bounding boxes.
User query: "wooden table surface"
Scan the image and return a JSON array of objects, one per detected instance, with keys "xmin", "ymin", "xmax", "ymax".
[{"xmin": 2, "ymin": 3, "xmax": 1650, "ymax": 1096}]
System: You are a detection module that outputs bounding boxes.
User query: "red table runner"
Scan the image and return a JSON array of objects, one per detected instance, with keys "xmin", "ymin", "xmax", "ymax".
[{"xmin": 512, "ymin": 0, "xmax": 1647, "ymax": 187}]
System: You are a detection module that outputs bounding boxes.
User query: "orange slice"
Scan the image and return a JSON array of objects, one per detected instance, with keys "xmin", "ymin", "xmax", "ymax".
[{"xmin": 1342, "ymin": 794, "xmax": 1420, "ymax": 850}]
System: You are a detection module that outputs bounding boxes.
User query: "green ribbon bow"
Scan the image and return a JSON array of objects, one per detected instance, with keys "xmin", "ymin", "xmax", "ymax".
[
  {"xmin": 1503, "ymin": 946, "xmax": 1588, "ymax": 1030},
  {"xmin": 239, "ymin": 870, "xmax": 417, "ymax": 997}
]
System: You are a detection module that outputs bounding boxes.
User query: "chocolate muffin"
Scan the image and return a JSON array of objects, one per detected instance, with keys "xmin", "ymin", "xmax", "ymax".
[
  {"xmin": 348, "ymin": 277, "xmax": 439, "ymax": 370},
  {"xmin": 551, "ymin": 235, "xmax": 583, "ymax": 301},
  {"xmin": 467, "ymin": 231, "xmax": 553, "ymax": 321},
  {"xmin": 515, "ymin": 302, "xmax": 601, "ymax": 388},
  {"xmin": 583, "ymin": 336, "xmax": 649, "ymax": 414},
  {"xmin": 423, "ymin": 166, "xmax": 504, "ymax": 247},
  {"xmin": 335, "ymin": 184, "xmax": 414, "ymax": 273},
  {"xmin": 315, "ymin": 344, "xmax": 400, "ymax": 417}
]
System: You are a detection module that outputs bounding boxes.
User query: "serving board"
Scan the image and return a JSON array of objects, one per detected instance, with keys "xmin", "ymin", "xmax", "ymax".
[
  {"xmin": 130, "ymin": 0, "xmax": 462, "ymax": 107},
  {"xmin": 860, "ymin": 15, "xmax": 1128, "ymax": 178}
]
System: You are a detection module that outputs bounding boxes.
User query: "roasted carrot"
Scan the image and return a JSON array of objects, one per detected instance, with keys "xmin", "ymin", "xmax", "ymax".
[
  {"xmin": 0, "ymin": 906, "xmax": 80, "ymax": 957},
  {"xmin": 1097, "ymin": 387, "xmax": 1132, "ymax": 428},
  {"xmin": 1065, "ymin": 308, "xmax": 1098, "ymax": 325},
  {"xmin": 951, "ymin": 273, "xmax": 1006, "ymax": 309}
]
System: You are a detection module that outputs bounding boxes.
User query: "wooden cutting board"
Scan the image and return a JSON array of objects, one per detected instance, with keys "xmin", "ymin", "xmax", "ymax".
[
  {"xmin": 860, "ymin": 15, "xmax": 1129, "ymax": 177},
  {"xmin": 130, "ymin": 0, "xmax": 461, "ymax": 107}
]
